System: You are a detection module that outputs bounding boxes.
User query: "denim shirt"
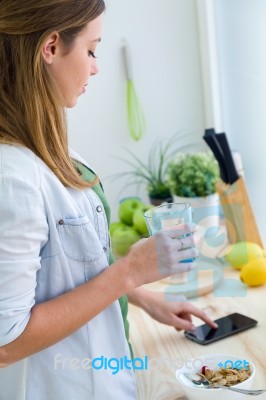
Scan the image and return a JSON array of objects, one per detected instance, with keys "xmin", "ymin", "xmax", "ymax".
[{"xmin": 0, "ymin": 145, "xmax": 136, "ymax": 400}]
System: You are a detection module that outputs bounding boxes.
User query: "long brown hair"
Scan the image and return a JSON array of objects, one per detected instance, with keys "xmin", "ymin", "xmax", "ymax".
[{"xmin": 0, "ymin": 0, "xmax": 105, "ymax": 189}]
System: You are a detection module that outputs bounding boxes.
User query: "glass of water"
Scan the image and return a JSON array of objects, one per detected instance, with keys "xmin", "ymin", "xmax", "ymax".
[{"xmin": 144, "ymin": 202, "xmax": 196, "ymax": 283}]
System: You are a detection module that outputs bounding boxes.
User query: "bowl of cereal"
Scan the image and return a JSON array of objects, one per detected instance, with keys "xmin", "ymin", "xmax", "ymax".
[{"xmin": 176, "ymin": 354, "xmax": 255, "ymax": 400}]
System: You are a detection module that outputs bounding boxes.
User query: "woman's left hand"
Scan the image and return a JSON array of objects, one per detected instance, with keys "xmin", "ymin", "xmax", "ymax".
[{"xmin": 127, "ymin": 288, "xmax": 218, "ymax": 331}]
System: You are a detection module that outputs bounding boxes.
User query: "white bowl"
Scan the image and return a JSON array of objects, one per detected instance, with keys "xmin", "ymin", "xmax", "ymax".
[{"xmin": 176, "ymin": 354, "xmax": 255, "ymax": 400}]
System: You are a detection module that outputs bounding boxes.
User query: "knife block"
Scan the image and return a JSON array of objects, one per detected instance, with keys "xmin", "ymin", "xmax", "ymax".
[{"xmin": 216, "ymin": 177, "xmax": 263, "ymax": 247}]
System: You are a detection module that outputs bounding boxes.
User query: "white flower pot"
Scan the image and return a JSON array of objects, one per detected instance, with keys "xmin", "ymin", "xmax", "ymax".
[{"xmin": 172, "ymin": 193, "xmax": 220, "ymax": 230}]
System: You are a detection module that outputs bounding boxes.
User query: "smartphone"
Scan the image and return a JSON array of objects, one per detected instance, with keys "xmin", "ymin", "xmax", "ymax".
[{"xmin": 184, "ymin": 312, "xmax": 258, "ymax": 345}]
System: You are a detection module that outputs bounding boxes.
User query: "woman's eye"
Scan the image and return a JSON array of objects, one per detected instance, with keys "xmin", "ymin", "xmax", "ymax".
[{"xmin": 88, "ymin": 50, "xmax": 97, "ymax": 58}]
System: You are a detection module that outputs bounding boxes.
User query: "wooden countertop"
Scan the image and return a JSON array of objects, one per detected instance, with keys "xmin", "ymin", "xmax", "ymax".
[{"xmin": 128, "ymin": 266, "xmax": 266, "ymax": 400}]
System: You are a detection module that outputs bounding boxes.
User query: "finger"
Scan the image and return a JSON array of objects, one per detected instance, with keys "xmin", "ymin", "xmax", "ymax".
[
  {"xmin": 177, "ymin": 247, "xmax": 199, "ymax": 262},
  {"xmin": 175, "ymin": 260, "xmax": 197, "ymax": 273},
  {"xmin": 157, "ymin": 258, "xmax": 197, "ymax": 275},
  {"xmin": 179, "ymin": 312, "xmax": 192, "ymax": 323},
  {"xmin": 173, "ymin": 316, "xmax": 195, "ymax": 331},
  {"xmin": 176, "ymin": 235, "xmax": 198, "ymax": 251},
  {"xmin": 164, "ymin": 223, "xmax": 197, "ymax": 239},
  {"xmin": 181, "ymin": 304, "xmax": 218, "ymax": 329}
]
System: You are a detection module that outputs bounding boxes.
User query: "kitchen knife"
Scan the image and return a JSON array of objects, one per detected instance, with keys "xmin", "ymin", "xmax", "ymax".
[
  {"xmin": 204, "ymin": 128, "xmax": 216, "ymax": 137},
  {"xmin": 216, "ymin": 133, "xmax": 239, "ymax": 184},
  {"xmin": 203, "ymin": 130, "xmax": 229, "ymax": 183}
]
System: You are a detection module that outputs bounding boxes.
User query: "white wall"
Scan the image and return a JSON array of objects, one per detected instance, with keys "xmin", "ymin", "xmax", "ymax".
[
  {"xmin": 67, "ymin": 0, "xmax": 205, "ymax": 221},
  {"xmin": 213, "ymin": 0, "xmax": 266, "ymax": 244}
]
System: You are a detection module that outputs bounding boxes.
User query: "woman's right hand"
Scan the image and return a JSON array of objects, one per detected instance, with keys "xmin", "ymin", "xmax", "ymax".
[{"xmin": 124, "ymin": 224, "xmax": 198, "ymax": 288}]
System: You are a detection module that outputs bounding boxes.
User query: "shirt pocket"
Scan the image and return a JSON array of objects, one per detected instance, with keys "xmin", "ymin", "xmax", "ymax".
[{"xmin": 57, "ymin": 216, "xmax": 104, "ymax": 262}]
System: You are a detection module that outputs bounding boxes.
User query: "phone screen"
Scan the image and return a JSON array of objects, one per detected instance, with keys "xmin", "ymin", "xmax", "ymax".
[{"xmin": 184, "ymin": 313, "xmax": 257, "ymax": 345}]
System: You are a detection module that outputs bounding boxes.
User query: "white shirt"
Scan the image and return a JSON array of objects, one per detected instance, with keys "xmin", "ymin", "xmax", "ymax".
[{"xmin": 0, "ymin": 144, "xmax": 136, "ymax": 400}]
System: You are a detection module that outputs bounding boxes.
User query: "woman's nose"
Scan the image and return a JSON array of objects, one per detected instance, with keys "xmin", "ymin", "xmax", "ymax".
[{"xmin": 90, "ymin": 59, "xmax": 99, "ymax": 76}]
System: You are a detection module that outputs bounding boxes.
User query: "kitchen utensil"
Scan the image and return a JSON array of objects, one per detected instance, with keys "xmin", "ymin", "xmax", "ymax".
[
  {"xmin": 216, "ymin": 133, "xmax": 239, "ymax": 184},
  {"xmin": 204, "ymin": 128, "xmax": 216, "ymax": 137},
  {"xmin": 216, "ymin": 177, "xmax": 264, "ymax": 247},
  {"xmin": 122, "ymin": 41, "xmax": 146, "ymax": 141},
  {"xmin": 203, "ymin": 129, "xmax": 239, "ymax": 184},
  {"xmin": 182, "ymin": 373, "xmax": 266, "ymax": 396},
  {"xmin": 203, "ymin": 133, "xmax": 229, "ymax": 183},
  {"xmin": 205, "ymin": 129, "xmax": 262, "ymax": 246}
]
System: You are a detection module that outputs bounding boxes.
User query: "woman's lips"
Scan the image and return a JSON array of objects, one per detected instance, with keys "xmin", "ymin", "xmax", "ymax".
[{"xmin": 82, "ymin": 83, "xmax": 88, "ymax": 94}]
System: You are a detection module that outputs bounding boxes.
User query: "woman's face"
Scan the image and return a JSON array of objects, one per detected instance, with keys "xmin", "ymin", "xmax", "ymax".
[{"xmin": 44, "ymin": 15, "xmax": 102, "ymax": 108}]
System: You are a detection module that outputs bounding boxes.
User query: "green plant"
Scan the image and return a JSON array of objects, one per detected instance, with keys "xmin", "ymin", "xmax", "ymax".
[
  {"xmin": 166, "ymin": 152, "xmax": 220, "ymax": 197},
  {"xmin": 110, "ymin": 133, "xmax": 184, "ymax": 200}
]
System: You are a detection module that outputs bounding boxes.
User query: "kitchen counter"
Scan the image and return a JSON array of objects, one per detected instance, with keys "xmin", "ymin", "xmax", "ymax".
[{"xmin": 128, "ymin": 265, "xmax": 266, "ymax": 400}]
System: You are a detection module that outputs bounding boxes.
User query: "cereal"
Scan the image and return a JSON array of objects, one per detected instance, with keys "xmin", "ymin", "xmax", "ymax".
[{"xmin": 201, "ymin": 366, "xmax": 251, "ymax": 387}]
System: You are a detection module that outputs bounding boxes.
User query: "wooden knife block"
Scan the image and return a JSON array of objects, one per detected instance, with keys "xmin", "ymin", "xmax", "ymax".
[{"xmin": 216, "ymin": 177, "xmax": 263, "ymax": 247}]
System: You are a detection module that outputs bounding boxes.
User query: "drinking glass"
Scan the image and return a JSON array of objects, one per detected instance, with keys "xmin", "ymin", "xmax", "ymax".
[{"xmin": 144, "ymin": 202, "xmax": 197, "ymax": 284}]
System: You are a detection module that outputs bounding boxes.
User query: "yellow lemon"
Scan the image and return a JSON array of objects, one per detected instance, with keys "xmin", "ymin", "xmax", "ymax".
[
  {"xmin": 240, "ymin": 258, "xmax": 266, "ymax": 286},
  {"xmin": 225, "ymin": 242, "xmax": 265, "ymax": 270}
]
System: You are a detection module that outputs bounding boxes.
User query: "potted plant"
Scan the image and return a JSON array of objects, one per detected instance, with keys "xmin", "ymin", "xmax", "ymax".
[
  {"xmin": 110, "ymin": 133, "xmax": 183, "ymax": 206},
  {"xmin": 166, "ymin": 152, "xmax": 221, "ymax": 236},
  {"xmin": 166, "ymin": 152, "xmax": 220, "ymax": 198}
]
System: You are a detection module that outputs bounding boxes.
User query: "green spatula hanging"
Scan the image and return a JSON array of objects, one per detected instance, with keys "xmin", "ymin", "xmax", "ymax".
[{"xmin": 122, "ymin": 41, "xmax": 146, "ymax": 141}]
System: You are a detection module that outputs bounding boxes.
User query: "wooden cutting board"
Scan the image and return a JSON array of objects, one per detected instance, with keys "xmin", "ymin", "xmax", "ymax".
[{"xmin": 143, "ymin": 259, "xmax": 224, "ymax": 299}]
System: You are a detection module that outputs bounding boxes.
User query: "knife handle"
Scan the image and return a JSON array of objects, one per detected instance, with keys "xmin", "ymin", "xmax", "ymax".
[
  {"xmin": 203, "ymin": 135, "xmax": 229, "ymax": 183},
  {"xmin": 216, "ymin": 133, "xmax": 239, "ymax": 184}
]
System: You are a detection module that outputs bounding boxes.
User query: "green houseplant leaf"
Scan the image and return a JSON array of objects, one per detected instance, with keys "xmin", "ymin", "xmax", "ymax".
[
  {"xmin": 166, "ymin": 152, "xmax": 220, "ymax": 197},
  {"xmin": 108, "ymin": 132, "xmax": 185, "ymax": 200}
]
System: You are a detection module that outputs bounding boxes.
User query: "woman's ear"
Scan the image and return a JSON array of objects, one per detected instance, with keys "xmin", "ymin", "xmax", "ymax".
[{"xmin": 42, "ymin": 32, "xmax": 60, "ymax": 64}]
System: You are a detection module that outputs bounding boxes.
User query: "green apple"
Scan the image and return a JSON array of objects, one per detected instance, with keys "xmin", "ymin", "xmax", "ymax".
[
  {"xmin": 133, "ymin": 205, "xmax": 153, "ymax": 236},
  {"xmin": 225, "ymin": 241, "xmax": 266, "ymax": 270},
  {"xmin": 109, "ymin": 221, "xmax": 127, "ymax": 236},
  {"xmin": 118, "ymin": 198, "xmax": 144, "ymax": 225},
  {"xmin": 111, "ymin": 225, "xmax": 141, "ymax": 256}
]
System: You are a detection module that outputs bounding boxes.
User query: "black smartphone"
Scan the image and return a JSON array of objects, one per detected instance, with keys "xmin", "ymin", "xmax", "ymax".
[{"xmin": 184, "ymin": 312, "xmax": 258, "ymax": 345}]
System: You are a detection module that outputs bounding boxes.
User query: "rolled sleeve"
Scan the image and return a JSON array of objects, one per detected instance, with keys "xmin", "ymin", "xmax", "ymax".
[{"xmin": 0, "ymin": 173, "xmax": 48, "ymax": 346}]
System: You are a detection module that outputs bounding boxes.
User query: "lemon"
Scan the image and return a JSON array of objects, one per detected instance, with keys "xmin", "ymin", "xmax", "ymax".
[
  {"xmin": 240, "ymin": 258, "xmax": 266, "ymax": 286},
  {"xmin": 225, "ymin": 242, "xmax": 265, "ymax": 270}
]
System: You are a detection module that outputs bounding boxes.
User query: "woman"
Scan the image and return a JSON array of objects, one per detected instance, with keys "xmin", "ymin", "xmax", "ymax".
[{"xmin": 0, "ymin": 1, "xmax": 216, "ymax": 399}]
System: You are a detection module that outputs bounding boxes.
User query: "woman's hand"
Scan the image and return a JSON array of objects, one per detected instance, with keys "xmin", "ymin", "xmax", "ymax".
[
  {"xmin": 127, "ymin": 288, "xmax": 218, "ymax": 331},
  {"xmin": 124, "ymin": 224, "xmax": 198, "ymax": 289}
]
